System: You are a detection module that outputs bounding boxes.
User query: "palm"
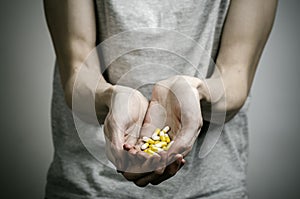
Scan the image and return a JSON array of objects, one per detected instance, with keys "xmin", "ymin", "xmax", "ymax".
[
  {"xmin": 103, "ymin": 86, "xmax": 148, "ymax": 171},
  {"xmin": 141, "ymin": 76, "xmax": 202, "ymax": 157}
]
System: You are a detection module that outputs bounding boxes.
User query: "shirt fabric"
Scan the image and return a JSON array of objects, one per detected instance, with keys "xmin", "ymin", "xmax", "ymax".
[{"xmin": 45, "ymin": 0, "xmax": 250, "ymax": 198}]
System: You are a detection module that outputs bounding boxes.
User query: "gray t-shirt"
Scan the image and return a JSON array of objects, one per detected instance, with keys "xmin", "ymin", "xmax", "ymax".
[{"xmin": 46, "ymin": 0, "xmax": 249, "ymax": 198}]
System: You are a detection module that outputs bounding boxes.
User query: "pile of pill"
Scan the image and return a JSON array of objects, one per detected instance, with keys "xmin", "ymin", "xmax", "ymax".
[{"xmin": 140, "ymin": 126, "xmax": 174, "ymax": 155}]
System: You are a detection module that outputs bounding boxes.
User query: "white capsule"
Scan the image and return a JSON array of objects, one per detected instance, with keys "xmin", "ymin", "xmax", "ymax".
[
  {"xmin": 142, "ymin": 136, "xmax": 149, "ymax": 142},
  {"xmin": 150, "ymin": 145, "xmax": 163, "ymax": 152},
  {"xmin": 152, "ymin": 135, "xmax": 160, "ymax": 141},
  {"xmin": 159, "ymin": 131, "xmax": 165, "ymax": 136},
  {"xmin": 142, "ymin": 136, "xmax": 155, "ymax": 144},
  {"xmin": 141, "ymin": 143, "xmax": 149, "ymax": 150},
  {"xmin": 155, "ymin": 142, "xmax": 167, "ymax": 148},
  {"xmin": 144, "ymin": 149, "xmax": 157, "ymax": 156},
  {"xmin": 151, "ymin": 128, "xmax": 161, "ymax": 140},
  {"xmin": 162, "ymin": 126, "xmax": 170, "ymax": 133}
]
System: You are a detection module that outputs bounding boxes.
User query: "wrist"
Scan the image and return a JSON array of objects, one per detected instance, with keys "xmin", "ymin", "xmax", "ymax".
[
  {"xmin": 177, "ymin": 76, "xmax": 211, "ymax": 102},
  {"xmin": 94, "ymin": 83, "xmax": 115, "ymax": 124},
  {"xmin": 95, "ymin": 83, "xmax": 114, "ymax": 109}
]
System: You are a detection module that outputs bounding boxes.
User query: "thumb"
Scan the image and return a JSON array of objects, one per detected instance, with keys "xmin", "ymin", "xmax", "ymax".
[{"xmin": 124, "ymin": 123, "xmax": 141, "ymax": 148}]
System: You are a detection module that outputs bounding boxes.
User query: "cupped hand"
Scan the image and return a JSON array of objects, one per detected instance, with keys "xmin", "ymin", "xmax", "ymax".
[
  {"xmin": 103, "ymin": 85, "xmax": 149, "ymax": 172},
  {"xmin": 129, "ymin": 75, "xmax": 204, "ymax": 186}
]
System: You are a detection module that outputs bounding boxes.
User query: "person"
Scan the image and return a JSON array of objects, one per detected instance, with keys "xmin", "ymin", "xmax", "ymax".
[{"xmin": 44, "ymin": 0, "xmax": 277, "ymax": 198}]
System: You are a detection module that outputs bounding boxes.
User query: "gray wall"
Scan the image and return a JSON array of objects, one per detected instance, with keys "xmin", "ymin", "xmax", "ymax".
[{"xmin": 0, "ymin": 0, "xmax": 299, "ymax": 198}]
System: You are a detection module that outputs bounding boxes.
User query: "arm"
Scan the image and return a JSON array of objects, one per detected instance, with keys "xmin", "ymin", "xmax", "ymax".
[
  {"xmin": 132, "ymin": 0, "xmax": 278, "ymax": 186},
  {"xmin": 202, "ymin": 0, "xmax": 278, "ymax": 121},
  {"xmin": 44, "ymin": 0, "xmax": 151, "ymax": 174},
  {"xmin": 44, "ymin": 0, "xmax": 112, "ymax": 123}
]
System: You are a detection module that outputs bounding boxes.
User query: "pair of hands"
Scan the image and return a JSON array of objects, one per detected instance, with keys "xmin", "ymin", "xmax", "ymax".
[{"xmin": 103, "ymin": 75, "xmax": 204, "ymax": 187}]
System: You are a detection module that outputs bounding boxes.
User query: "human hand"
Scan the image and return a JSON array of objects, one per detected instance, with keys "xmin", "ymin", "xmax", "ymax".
[
  {"xmin": 103, "ymin": 85, "xmax": 149, "ymax": 172},
  {"xmin": 128, "ymin": 75, "xmax": 204, "ymax": 186}
]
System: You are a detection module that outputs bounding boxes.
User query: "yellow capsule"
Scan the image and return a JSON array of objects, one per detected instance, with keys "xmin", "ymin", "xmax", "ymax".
[
  {"xmin": 165, "ymin": 141, "xmax": 174, "ymax": 150},
  {"xmin": 154, "ymin": 128, "xmax": 161, "ymax": 135},
  {"xmin": 147, "ymin": 149, "xmax": 157, "ymax": 156},
  {"xmin": 159, "ymin": 131, "xmax": 165, "ymax": 142},
  {"xmin": 162, "ymin": 126, "xmax": 170, "ymax": 133},
  {"xmin": 155, "ymin": 141, "xmax": 167, "ymax": 148},
  {"xmin": 162, "ymin": 146, "xmax": 167, "ymax": 150},
  {"xmin": 147, "ymin": 139, "xmax": 155, "ymax": 144},
  {"xmin": 164, "ymin": 134, "xmax": 171, "ymax": 143},
  {"xmin": 149, "ymin": 145, "xmax": 157, "ymax": 150},
  {"xmin": 142, "ymin": 136, "xmax": 155, "ymax": 144},
  {"xmin": 154, "ymin": 140, "xmax": 160, "ymax": 144},
  {"xmin": 144, "ymin": 149, "xmax": 155, "ymax": 155},
  {"xmin": 150, "ymin": 145, "xmax": 163, "ymax": 152},
  {"xmin": 141, "ymin": 143, "xmax": 149, "ymax": 150}
]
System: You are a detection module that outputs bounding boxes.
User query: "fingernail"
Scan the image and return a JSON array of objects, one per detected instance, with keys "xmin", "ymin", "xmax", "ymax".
[
  {"xmin": 177, "ymin": 156, "xmax": 183, "ymax": 164},
  {"xmin": 181, "ymin": 158, "xmax": 186, "ymax": 164}
]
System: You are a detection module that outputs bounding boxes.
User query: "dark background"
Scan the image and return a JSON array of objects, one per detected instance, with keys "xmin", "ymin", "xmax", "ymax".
[{"xmin": 0, "ymin": 0, "xmax": 299, "ymax": 198}]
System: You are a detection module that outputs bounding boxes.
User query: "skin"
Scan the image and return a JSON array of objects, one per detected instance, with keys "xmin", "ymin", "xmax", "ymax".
[
  {"xmin": 44, "ymin": 0, "xmax": 277, "ymax": 188},
  {"xmin": 123, "ymin": 0, "xmax": 278, "ymax": 186},
  {"xmin": 44, "ymin": 0, "xmax": 183, "ymax": 178}
]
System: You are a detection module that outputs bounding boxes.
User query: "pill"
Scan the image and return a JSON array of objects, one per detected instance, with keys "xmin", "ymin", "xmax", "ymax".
[
  {"xmin": 144, "ymin": 149, "xmax": 156, "ymax": 156},
  {"xmin": 141, "ymin": 143, "xmax": 149, "ymax": 150},
  {"xmin": 142, "ymin": 136, "xmax": 155, "ymax": 144},
  {"xmin": 150, "ymin": 145, "xmax": 163, "ymax": 152},
  {"xmin": 152, "ymin": 134, "xmax": 160, "ymax": 141},
  {"xmin": 155, "ymin": 141, "xmax": 167, "ymax": 148},
  {"xmin": 164, "ymin": 134, "xmax": 171, "ymax": 143},
  {"xmin": 141, "ymin": 126, "xmax": 174, "ymax": 155},
  {"xmin": 154, "ymin": 128, "xmax": 161, "ymax": 135},
  {"xmin": 159, "ymin": 131, "xmax": 166, "ymax": 142},
  {"xmin": 162, "ymin": 126, "xmax": 170, "ymax": 133},
  {"xmin": 165, "ymin": 141, "xmax": 174, "ymax": 150}
]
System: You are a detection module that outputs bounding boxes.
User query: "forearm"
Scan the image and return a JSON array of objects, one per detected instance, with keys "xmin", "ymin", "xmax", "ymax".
[
  {"xmin": 198, "ymin": 0, "xmax": 278, "ymax": 122},
  {"xmin": 44, "ymin": 0, "xmax": 112, "ymax": 122}
]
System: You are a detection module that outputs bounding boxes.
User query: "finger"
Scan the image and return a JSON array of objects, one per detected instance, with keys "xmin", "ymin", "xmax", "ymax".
[
  {"xmin": 104, "ymin": 124, "xmax": 129, "ymax": 172},
  {"xmin": 112, "ymin": 147, "xmax": 129, "ymax": 172},
  {"xmin": 124, "ymin": 123, "xmax": 141, "ymax": 147},
  {"xmin": 123, "ymin": 143, "xmax": 133, "ymax": 151},
  {"xmin": 122, "ymin": 151, "xmax": 161, "ymax": 181},
  {"xmin": 153, "ymin": 151, "xmax": 169, "ymax": 175},
  {"xmin": 135, "ymin": 151, "xmax": 161, "ymax": 173},
  {"xmin": 122, "ymin": 171, "xmax": 151, "ymax": 182},
  {"xmin": 150, "ymin": 154, "xmax": 185, "ymax": 185},
  {"xmin": 166, "ymin": 126, "xmax": 200, "ymax": 157},
  {"xmin": 133, "ymin": 154, "xmax": 184, "ymax": 187},
  {"xmin": 133, "ymin": 172, "xmax": 162, "ymax": 187}
]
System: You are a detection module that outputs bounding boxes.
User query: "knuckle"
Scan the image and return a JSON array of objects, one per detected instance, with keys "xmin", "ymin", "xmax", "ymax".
[
  {"xmin": 181, "ymin": 144, "xmax": 193, "ymax": 154},
  {"xmin": 150, "ymin": 180, "xmax": 161, "ymax": 185},
  {"xmin": 152, "ymin": 85, "xmax": 164, "ymax": 96},
  {"xmin": 134, "ymin": 181, "xmax": 148, "ymax": 187},
  {"xmin": 167, "ymin": 169, "xmax": 176, "ymax": 177},
  {"xmin": 122, "ymin": 173, "xmax": 134, "ymax": 181}
]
